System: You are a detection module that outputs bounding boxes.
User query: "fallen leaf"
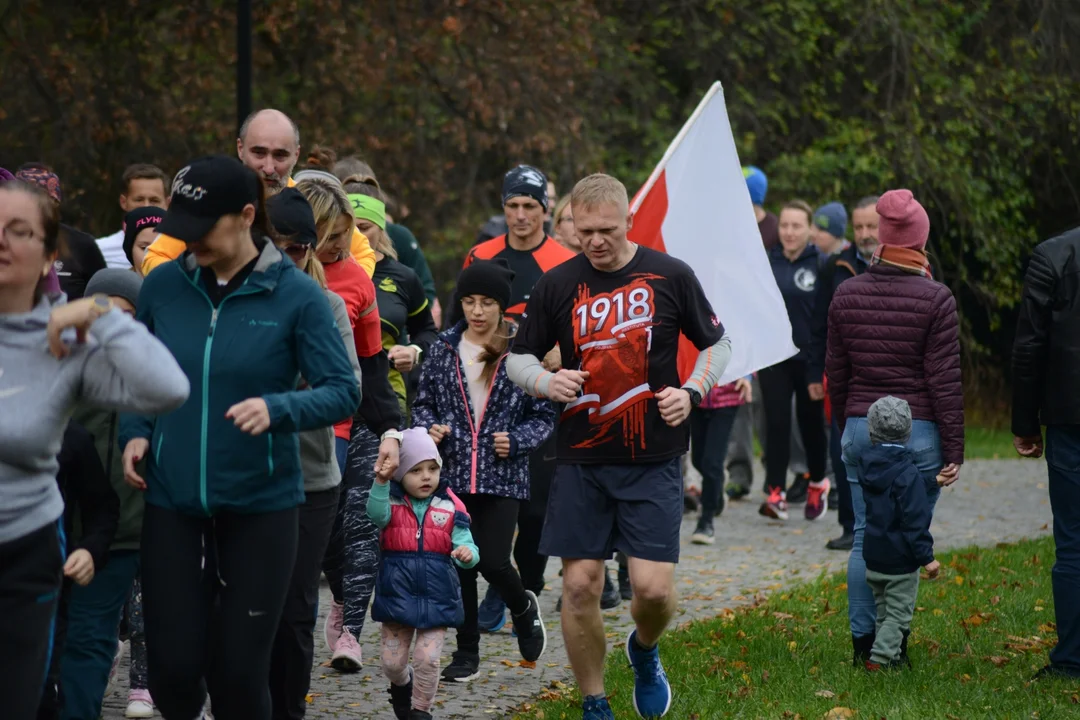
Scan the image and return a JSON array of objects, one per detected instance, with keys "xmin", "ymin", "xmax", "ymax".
[
  {"xmin": 954, "ymin": 575, "xmax": 965, "ymax": 585},
  {"xmin": 519, "ymin": 660, "xmax": 537, "ymax": 668},
  {"xmin": 305, "ymin": 694, "xmax": 314, "ymax": 704},
  {"xmin": 774, "ymin": 612, "xmax": 795, "ymax": 620},
  {"xmin": 991, "ymin": 595, "xmax": 1001, "ymax": 606},
  {"xmin": 816, "ymin": 690, "xmax": 837, "ymax": 698},
  {"xmin": 823, "ymin": 708, "xmax": 855, "ymax": 719},
  {"xmin": 500, "ymin": 659, "xmax": 516, "ymax": 667},
  {"xmin": 1039, "ymin": 623, "xmax": 1057, "ymax": 633},
  {"xmin": 987, "ymin": 656, "xmax": 1009, "ymax": 667}
]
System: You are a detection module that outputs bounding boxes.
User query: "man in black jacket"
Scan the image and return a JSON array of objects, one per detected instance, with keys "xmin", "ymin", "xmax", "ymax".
[
  {"xmin": 1012, "ymin": 226, "xmax": 1080, "ymax": 680},
  {"xmin": 807, "ymin": 196, "xmax": 879, "ymax": 551}
]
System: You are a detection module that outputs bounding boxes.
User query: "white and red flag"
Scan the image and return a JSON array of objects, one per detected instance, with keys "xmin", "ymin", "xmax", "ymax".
[{"xmin": 627, "ymin": 81, "xmax": 797, "ymax": 384}]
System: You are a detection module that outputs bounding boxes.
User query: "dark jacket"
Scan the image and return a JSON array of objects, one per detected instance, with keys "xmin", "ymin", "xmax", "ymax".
[
  {"xmin": 72, "ymin": 405, "xmax": 144, "ymax": 551},
  {"xmin": 412, "ymin": 321, "xmax": 555, "ymax": 499},
  {"xmin": 119, "ymin": 241, "xmax": 360, "ymax": 516},
  {"xmin": 58, "ymin": 422, "xmax": 119, "ymax": 572},
  {"xmin": 1012, "ymin": 228, "xmax": 1080, "ymax": 436},
  {"xmin": 859, "ymin": 444, "xmax": 935, "ymax": 575},
  {"xmin": 826, "ymin": 265, "xmax": 964, "ymax": 465},
  {"xmin": 371, "ymin": 481, "xmax": 470, "ymax": 629},
  {"xmin": 769, "ymin": 242, "xmax": 822, "ymax": 360},
  {"xmin": 807, "ymin": 245, "xmax": 867, "ymax": 385}
]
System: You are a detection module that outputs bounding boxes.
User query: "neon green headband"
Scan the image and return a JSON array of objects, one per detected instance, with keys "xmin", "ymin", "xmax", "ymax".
[{"xmin": 348, "ymin": 194, "xmax": 386, "ymax": 231}]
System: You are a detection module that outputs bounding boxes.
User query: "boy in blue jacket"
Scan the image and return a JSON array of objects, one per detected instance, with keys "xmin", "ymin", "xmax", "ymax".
[{"xmin": 859, "ymin": 396, "xmax": 941, "ymax": 670}]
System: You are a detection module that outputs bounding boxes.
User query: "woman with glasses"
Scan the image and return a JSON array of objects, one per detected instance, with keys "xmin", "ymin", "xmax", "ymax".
[{"xmin": 0, "ymin": 179, "xmax": 188, "ymax": 718}]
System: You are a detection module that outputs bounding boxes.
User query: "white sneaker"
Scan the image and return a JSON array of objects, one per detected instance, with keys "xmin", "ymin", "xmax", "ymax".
[{"xmin": 125, "ymin": 689, "xmax": 154, "ymax": 718}]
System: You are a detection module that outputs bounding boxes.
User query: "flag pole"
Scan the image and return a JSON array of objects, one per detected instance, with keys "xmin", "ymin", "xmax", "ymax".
[{"xmin": 630, "ymin": 81, "xmax": 723, "ymax": 215}]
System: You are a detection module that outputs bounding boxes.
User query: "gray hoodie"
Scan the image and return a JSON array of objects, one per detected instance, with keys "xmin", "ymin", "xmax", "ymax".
[
  {"xmin": 298, "ymin": 290, "xmax": 363, "ymax": 493},
  {"xmin": 0, "ymin": 295, "xmax": 190, "ymax": 544}
]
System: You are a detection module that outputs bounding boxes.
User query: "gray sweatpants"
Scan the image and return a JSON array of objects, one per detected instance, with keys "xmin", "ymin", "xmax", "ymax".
[{"xmin": 866, "ymin": 569, "xmax": 920, "ymax": 664}]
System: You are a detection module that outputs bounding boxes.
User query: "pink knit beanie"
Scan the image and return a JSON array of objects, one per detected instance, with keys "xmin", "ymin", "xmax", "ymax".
[
  {"xmin": 394, "ymin": 427, "xmax": 443, "ymax": 482},
  {"xmin": 876, "ymin": 189, "xmax": 929, "ymax": 250}
]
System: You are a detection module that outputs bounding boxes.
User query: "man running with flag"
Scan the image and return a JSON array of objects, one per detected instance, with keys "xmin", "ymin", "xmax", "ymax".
[{"xmin": 507, "ymin": 173, "xmax": 732, "ymax": 719}]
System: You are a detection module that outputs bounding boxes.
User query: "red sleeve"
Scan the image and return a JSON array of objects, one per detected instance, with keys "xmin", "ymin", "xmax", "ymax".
[{"xmin": 353, "ymin": 272, "xmax": 384, "ymax": 359}]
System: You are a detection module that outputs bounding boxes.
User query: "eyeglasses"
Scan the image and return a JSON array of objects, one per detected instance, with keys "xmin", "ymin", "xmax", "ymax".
[
  {"xmin": 284, "ymin": 244, "xmax": 309, "ymax": 255},
  {"xmin": 2, "ymin": 223, "xmax": 40, "ymax": 245}
]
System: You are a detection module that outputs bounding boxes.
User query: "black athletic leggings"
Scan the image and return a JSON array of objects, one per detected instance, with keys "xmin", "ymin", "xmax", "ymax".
[
  {"xmin": 0, "ymin": 521, "xmax": 63, "ymax": 720},
  {"xmin": 141, "ymin": 504, "xmax": 298, "ymax": 720},
  {"xmin": 758, "ymin": 357, "xmax": 827, "ymax": 492},
  {"xmin": 456, "ymin": 494, "xmax": 530, "ymax": 656}
]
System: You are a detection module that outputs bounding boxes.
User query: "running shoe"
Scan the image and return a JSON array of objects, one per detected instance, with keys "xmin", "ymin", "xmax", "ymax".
[
  {"xmin": 786, "ymin": 473, "xmax": 810, "ymax": 504},
  {"xmin": 388, "ymin": 666, "xmax": 413, "ymax": 719},
  {"xmin": 478, "ymin": 585, "xmax": 507, "ymax": 633},
  {"xmin": 759, "ymin": 487, "xmax": 789, "ymax": 520},
  {"xmin": 324, "ymin": 600, "xmax": 344, "ymax": 652},
  {"xmin": 440, "ymin": 651, "xmax": 481, "ymax": 682},
  {"xmin": 625, "ymin": 630, "xmax": 673, "ymax": 718},
  {"xmin": 691, "ymin": 518, "xmax": 715, "ymax": 545},
  {"xmin": 725, "ymin": 482, "xmax": 749, "ymax": 500},
  {"xmin": 513, "ymin": 590, "xmax": 547, "ymax": 662},
  {"xmin": 331, "ymin": 629, "xmax": 363, "ymax": 672},
  {"xmin": 125, "ymin": 689, "xmax": 154, "ymax": 719},
  {"xmin": 583, "ymin": 695, "xmax": 616, "ymax": 720},
  {"xmin": 805, "ymin": 478, "xmax": 830, "ymax": 521}
]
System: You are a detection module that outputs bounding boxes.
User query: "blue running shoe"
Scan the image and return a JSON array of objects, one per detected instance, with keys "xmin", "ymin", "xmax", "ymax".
[
  {"xmin": 582, "ymin": 695, "xmax": 616, "ymax": 720},
  {"xmin": 624, "ymin": 630, "xmax": 672, "ymax": 718},
  {"xmin": 478, "ymin": 585, "xmax": 507, "ymax": 633}
]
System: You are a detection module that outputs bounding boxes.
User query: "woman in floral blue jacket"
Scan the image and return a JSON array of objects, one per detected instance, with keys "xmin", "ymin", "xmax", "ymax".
[{"xmin": 412, "ymin": 260, "xmax": 554, "ymax": 682}]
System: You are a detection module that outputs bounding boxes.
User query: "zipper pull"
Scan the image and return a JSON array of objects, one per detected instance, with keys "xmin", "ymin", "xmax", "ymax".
[
  {"xmin": 208, "ymin": 308, "xmax": 219, "ymax": 337},
  {"xmin": 416, "ymin": 528, "xmax": 421, "ymax": 540}
]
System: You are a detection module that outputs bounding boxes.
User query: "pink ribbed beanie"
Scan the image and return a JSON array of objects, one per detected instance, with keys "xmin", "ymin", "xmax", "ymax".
[
  {"xmin": 394, "ymin": 427, "xmax": 443, "ymax": 482},
  {"xmin": 876, "ymin": 189, "xmax": 930, "ymax": 250}
]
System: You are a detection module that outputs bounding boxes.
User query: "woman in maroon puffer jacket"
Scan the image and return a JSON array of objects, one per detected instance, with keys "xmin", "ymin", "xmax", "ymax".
[{"xmin": 826, "ymin": 189, "xmax": 963, "ymax": 665}]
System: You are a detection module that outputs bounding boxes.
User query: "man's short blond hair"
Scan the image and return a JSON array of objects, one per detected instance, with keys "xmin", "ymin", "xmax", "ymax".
[{"xmin": 571, "ymin": 173, "xmax": 629, "ymax": 215}]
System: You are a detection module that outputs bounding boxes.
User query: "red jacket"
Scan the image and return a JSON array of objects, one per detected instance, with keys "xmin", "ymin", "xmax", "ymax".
[{"xmin": 826, "ymin": 265, "xmax": 964, "ymax": 465}]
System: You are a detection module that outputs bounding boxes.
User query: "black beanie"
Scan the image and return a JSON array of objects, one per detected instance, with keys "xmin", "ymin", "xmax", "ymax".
[
  {"xmin": 456, "ymin": 259, "xmax": 515, "ymax": 311},
  {"xmin": 501, "ymin": 165, "xmax": 549, "ymax": 211},
  {"xmin": 122, "ymin": 206, "xmax": 166, "ymax": 266}
]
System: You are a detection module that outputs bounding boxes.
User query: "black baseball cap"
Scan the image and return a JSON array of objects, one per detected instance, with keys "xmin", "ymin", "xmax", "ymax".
[
  {"xmin": 157, "ymin": 155, "xmax": 261, "ymax": 244},
  {"xmin": 267, "ymin": 188, "xmax": 318, "ymax": 247}
]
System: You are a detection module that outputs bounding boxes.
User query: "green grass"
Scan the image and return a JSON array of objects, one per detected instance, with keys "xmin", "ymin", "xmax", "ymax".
[
  {"xmin": 965, "ymin": 426, "xmax": 1016, "ymax": 460},
  {"xmin": 520, "ymin": 536, "xmax": 1078, "ymax": 720}
]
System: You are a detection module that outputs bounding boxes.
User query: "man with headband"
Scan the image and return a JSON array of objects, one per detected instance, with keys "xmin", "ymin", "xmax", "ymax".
[{"xmin": 140, "ymin": 109, "xmax": 375, "ymax": 276}]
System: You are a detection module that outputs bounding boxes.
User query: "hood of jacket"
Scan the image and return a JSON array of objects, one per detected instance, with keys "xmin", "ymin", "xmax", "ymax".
[
  {"xmin": 858, "ymin": 444, "xmax": 914, "ymax": 495},
  {"xmin": 0, "ymin": 292, "xmax": 68, "ymax": 349}
]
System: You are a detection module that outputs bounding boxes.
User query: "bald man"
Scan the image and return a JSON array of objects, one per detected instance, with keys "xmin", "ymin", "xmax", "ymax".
[{"xmin": 141, "ymin": 109, "xmax": 375, "ymax": 276}]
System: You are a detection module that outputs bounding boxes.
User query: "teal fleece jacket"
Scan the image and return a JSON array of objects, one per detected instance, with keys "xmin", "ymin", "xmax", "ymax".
[{"xmin": 119, "ymin": 240, "xmax": 360, "ymax": 516}]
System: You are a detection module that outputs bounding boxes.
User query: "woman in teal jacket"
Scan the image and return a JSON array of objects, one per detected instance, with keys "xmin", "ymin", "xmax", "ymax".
[{"xmin": 118, "ymin": 156, "xmax": 359, "ymax": 720}]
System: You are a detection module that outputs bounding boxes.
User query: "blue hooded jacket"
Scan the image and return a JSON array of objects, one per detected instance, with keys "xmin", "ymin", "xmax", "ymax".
[
  {"xmin": 859, "ymin": 444, "xmax": 935, "ymax": 575},
  {"xmin": 412, "ymin": 320, "xmax": 554, "ymax": 499},
  {"xmin": 119, "ymin": 240, "xmax": 360, "ymax": 516}
]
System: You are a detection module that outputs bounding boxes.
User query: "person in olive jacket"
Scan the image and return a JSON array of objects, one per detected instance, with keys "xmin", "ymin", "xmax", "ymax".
[
  {"xmin": 1012, "ymin": 224, "xmax": 1080, "ymax": 680},
  {"xmin": 118, "ymin": 156, "xmax": 359, "ymax": 720},
  {"xmin": 827, "ymin": 189, "xmax": 963, "ymax": 666}
]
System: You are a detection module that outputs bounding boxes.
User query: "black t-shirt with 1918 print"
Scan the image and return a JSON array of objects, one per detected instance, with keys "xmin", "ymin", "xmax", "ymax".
[{"xmin": 512, "ymin": 245, "xmax": 725, "ymax": 465}]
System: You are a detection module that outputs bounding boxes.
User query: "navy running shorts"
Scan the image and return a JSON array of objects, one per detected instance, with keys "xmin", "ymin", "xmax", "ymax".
[{"xmin": 539, "ymin": 457, "xmax": 683, "ymax": 564}]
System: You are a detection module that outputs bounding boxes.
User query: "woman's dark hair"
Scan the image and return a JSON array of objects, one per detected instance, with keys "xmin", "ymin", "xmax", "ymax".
[
  {"xmin": 1, "ymin": 180, "xmax": 61, "ymax": 305},
  {"xmin": 476, "ymin": 320, "xmax": 511, "ymax": 385},
  {"xmin": 251, "ymin": 179, "xmax": 286, "ymax": 247}
]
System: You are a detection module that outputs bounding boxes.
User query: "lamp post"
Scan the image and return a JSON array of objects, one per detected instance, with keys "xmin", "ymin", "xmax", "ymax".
[{"xmin": 237, "ymin": 0, "xmax": 252, "ymax": 133}]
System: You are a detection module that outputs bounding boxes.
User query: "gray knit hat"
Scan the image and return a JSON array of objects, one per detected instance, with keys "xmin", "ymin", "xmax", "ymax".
[
  {"xmin": 85, "ymin": 268, "xmax": 143, "ymax": 310},
  {"xmin": 868, "ymin": 396, "xmax": 912, "ymax": 445}
]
